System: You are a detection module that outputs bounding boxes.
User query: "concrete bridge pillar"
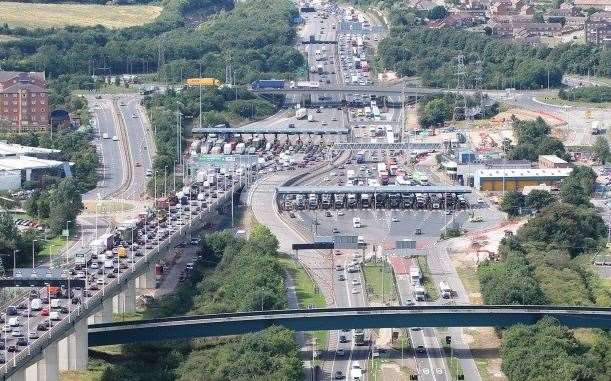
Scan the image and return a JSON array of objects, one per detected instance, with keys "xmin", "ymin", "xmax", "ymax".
[
  {"xmin": 115, "ymin": 279, "xmax": 136, "ymax": 314},
  {"xmin": 137, "ymin": 265, "xmax": 156, "ymax": 290},
  {"xmin": 58, "ymin": 337, "xmax": 70, "ymax": 371},
  {"xmin": 6, "ymin": 368, "xmax": 26, "ymax": 381},
  {"xmin": 90, "ymin": 297, "xmax": 113, "ymax": 324},
  {"xmin": 37, "ymin": 340, "xmax": 59, "ymax": 381},
  {"xmin": 68, "ymin": 319, "xmax": 88, "ymax": 371}
]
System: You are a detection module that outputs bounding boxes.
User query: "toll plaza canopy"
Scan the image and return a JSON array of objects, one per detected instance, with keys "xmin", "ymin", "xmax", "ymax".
[{"xmin": 276, "ymin": 185, "xmax": 472, "ymax": 195}]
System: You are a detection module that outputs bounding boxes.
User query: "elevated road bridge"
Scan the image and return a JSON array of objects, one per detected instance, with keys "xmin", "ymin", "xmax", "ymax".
[
  {"xmin": 250, "ymin": 85, "xmax": 445, "ymax": 98},
  {"xmin": 331, "ymin": 142, "xmax": 446, "ymax": 151},
  {"xmin": 88, "ymin": 306, "xmax": 611, "ymax": 346}
]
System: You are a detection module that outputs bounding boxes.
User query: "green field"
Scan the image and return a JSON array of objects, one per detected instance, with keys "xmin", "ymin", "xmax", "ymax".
[
  {"xmin": 0, "ymin": 2, "xmax": 161, "ymax": 29},
  {"xmin": 363, "ymin": 262, "xmax": 397, "ymax": 304}
]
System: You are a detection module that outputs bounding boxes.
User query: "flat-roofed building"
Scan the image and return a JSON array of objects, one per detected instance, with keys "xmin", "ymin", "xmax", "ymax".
[
  {"xmin": 538, "ymin": 155, "xmax": 570, "ymax": 168},
  {"xmin": 474, "ymin": 168, "xmax": 573, "ymax": 191}
]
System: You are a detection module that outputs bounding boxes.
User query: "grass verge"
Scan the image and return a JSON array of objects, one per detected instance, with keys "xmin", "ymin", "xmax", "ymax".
[
  {"xmin": 416, "ymin": 257, "xmax": 439, "ymax": 301},
  {"xmin": 362, "ymin": 262, "xmax": 397, "ymax": 304},
  {"xmin": 279, "ymin": 255, "xmax": 328, "ymax": 349},
  {"xmin": 0, "ymin": 2, "xmax": 161, "ymax": 29}
]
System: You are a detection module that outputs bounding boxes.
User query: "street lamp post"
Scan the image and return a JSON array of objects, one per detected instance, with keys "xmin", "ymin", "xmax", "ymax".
[
  {"xmin": 65, "ymin": 220, "xmax": 72, "ymax": 266},
  {"xmin": 31, "ymin": 239, "xmax": 38, "ymax": 268},
  {"xmin": 12, "ymin": 249, "xmax": 19, "ymax": 274}
]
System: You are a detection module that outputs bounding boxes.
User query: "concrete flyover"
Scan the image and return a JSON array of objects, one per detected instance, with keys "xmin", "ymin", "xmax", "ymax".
[{"xmin": 88, "ymin": 305, "xmax": 611, "ymax": 346}]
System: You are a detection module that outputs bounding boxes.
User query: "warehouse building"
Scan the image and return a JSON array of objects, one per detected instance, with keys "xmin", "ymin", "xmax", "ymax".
[
  {"xmin": 538, "ymin": 154, "xmax": 569, "ymax": 168},
  {"xmin": 0, "ymin": 142, "xmax": 71, "ymax": 190},
  {"xmin": 474, "ymin": 168, "xmax": 573, "ymax": 191}
]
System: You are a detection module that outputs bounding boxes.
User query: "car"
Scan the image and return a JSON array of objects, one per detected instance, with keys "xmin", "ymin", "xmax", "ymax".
[
  {"xmin": 338, "ymin": 274, "xmax": 345, "ymax": 281},
  {"xmin": 135, "ymin": 162, "xmax": 141, "ymax": 167},
  {"xmin": 416, "ymin": 345, "xmax": 426, "ymax": 354},
  {"xmin": 336, "ymin": 349, "xmax": 345, "ymax": 356},
  {"xmin": 29, "ymin": 331, "xmax": 39, "ymax": 339},
  {"xmin": 405, "ymin": 299, "xmax": 416, "ymax": 306},
  {"xmin": 60, "ymin": 306, "xmax": 69, "ymax": 314},
  {"xmin": 40, "ymin": 308, "xmax": 49, "ymax": 316},
  {"xmin": 391, "ymin": 217, "xmax": 399, "ymax": 222},
  {"xmin": 91, "ymin": 262, "xmax": 99, "ymax": 269},
  {"xmin": 112, "ymin": 135, "xmax": 118, "ymax": 141},
  {"xmin": 50, "ymin": 312, "xmax": 61, "ymax": 321},
  {"xmin": 7, "ymin": 345, "xmax": 17, "ymax": 353},
  {"xmin": 96, "ymin": 278, "xmax": 104, "ymax": 285},
  {"xmin": 339, "ymin": 335, "xmax": 348, "ymax": 343},
  {"xmin": 2, "ymin": 325, "xmax": 11, "ymax": 333},
  {"xmin": 337, "ymin": 210, "xmax": 344, "ymax": 216},
  {"xmin": 334, "ymin": 370, "xmax": 344, "ymax": 379},
  {"xmin": 145, "ymin": 170, "xmax": 153, "ymax": 177},
  {"xmin": 16, "ymin": 337, "xmax": 28, "ymax": 346},
  {"xmin": 102, "ymin": 133, "xmax": 109, "ymax": 139},
  {"xmin": 325, "ymin": 211, "xmax": 332, "ymax": 217},
  {"xmin": 131, "ymin": 113, "xmax": 138, "ymax": 118},
  {"xmin": 12, "ymin": 328, "xmax": 23, "ymax": 337},
  {"xmin": 332, "ymin": 227, "xmax": 340, "ymax": 234},
  {"xmin": 351, "ymin": 287, "xmax": 359, "ymax": 294},
  {"xmin": 352, "ymin": 279, "xmax": 360, "ymax": 286}
]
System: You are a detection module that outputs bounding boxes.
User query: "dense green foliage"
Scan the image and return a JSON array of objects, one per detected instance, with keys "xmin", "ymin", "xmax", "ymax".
[
  {"xmin": 499, "ymin": 191, "xmax": 525, "ymax": 217},
  {"xmin": 428, "ymin": 5, "xmax": 448, "ymax": 20},
  {"xmin": 592, "ymin": 137, "xmax": 610, "ymax": 164},
  {"xmin": 501, "ymin": 318, "xmax": 611, "ymax": 381},
  {"xmin": 505, "ymin": 117, "xmax": 568, "ymax": 161},
  {"xmin": 559, "ymin": 86, "xmax": 611, "ymax": 103},
  {"xmin": 0, "ymin": 211, "xmax": 42, "ymax": 270},
  {"xmin": 559, "ymin": 165, "xmax": 597, "ymax": 206},
  {"xmin": 417, "ymin": 93, "xmax": 499, "ymax": 127},
  {"xmin": 479, "ymin": 165, "xmax": 610, "ymax": 379},
  {"xmin": 97, "ymin": 227, "xmax": 302, "ymax": 381},
  {"xmin": 0, "ymin": 0, "xmax": 303, "ymax": 84},
  {"xmin": 24, "ymin": 178, "xmax": 84, "ymax": 235},
  {"xmin": 376, "ymin": 28, "xmax": 609, "ymax": 89}
]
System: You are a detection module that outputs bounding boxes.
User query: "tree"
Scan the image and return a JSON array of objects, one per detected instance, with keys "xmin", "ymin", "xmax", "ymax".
[
  {"xmin": 560, "ymin": 178, "xmax": 590, "ymax": 206},
  {"xmin": 517, "ymin": 203, "xmax": 607, "ymax": 256},
  {"xmin": 418, "ymin": 97, "xmax": 452, "ymax": 127},
  {"xmin": 525, "ymin": 190, "xmax": 554, "ymax": 211},
  {"xmin": 500, "ymin": 191, "xmax": 525, "ymax": 216},
  {"xmin": 428, "ymin": 6, "xmax": 448, "ymax": 20},
  {"xmin": 592, "ymin": 136, "xmax": 610, "ymax": 164}
]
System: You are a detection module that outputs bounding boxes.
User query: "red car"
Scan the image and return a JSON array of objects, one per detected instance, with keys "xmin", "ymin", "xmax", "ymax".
[{"xmin": 40, "ymin": 308, "xmax": 49, "ymax": 317}]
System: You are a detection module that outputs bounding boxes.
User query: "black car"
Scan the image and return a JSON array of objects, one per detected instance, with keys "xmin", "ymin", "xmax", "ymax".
[
  {"xmin": 107, "ymin": 272, "xmax": 117, "ymax": 278},
  {"xmin": 6, "ymin": 306, "xmax": 17, "ymax": 316},
  {"xmin": 60, "ymin": 306, "xmax": 69, "ymax": 314},
  {"xmin": 7, "ymin": 345, "xmax": 17, "ymax": 353},
  {"xmin": 16, "ymin": 337, "xmax": 28, "ymax": 346},
  {"xmin": 334, "ymin": 371, "xmax": 344, "ymax": 379},
  {"xmin": 37, "ymin": 323, "xmax": 48, "ymax": 331},
  {"xmin": 71, "ymin": 297, "xmax": 81, "ymax": 305}
]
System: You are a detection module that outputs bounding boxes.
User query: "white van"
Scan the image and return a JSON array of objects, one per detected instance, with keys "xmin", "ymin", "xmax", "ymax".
[
  {"xmin": 8, "ymin": 317, "xmax": 20, "ymax": 327},
  {"xmin": 352, "ymin": 217, "xmax": 361, "ymax": 228},
  {"xmin": 357, "ymin": 236, "xmax": 365, "ymax": 245},
  {"xmin": 30, "ymin": 298, "xmax": 42, "ymax": 311},
  {"xmin": 104, "ymin": 260, "xmax": 114, "ymax": 269},
  {"xmin": 50, "ymin": 311, "xmax": 61, "ymax": 321},
  {"xmin": 50, "ymin": 299, "xmax": 61, "ymax": 309}
]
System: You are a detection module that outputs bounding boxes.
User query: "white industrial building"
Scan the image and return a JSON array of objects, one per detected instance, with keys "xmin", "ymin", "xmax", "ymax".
[
  {"xmin": 474, "ymin": 168, "xmax": 573, "ymax": 192},
  {"xmin": 0, "ymin": 142, "xmax": 71, "ymax": 190}
]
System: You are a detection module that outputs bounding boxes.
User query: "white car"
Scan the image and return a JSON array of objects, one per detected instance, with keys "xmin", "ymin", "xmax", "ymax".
[
  {"xmin": 112, "ymin": 135, "xmax": 118, "ymax": 141},
  {"xmin": 337, "ymin": 210, "xmax": 344, "ymax": 216},
  {"xmin": 351, "ymin": 287, "xmax": 359, "ymax": 294},
  {"xmin": 352, "ymin": 279, "xmax": 360, "ymax": 286},
  {"xmin": 102, "ymin": 133, "xmax": 109, "ymax": 139},
  {"xmin": 391, "ymin": 217, "xmax": 399, "ymax": 222}
]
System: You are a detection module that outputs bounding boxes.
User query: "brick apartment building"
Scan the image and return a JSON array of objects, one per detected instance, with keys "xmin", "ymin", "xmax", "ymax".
[
  {"xmin": 585, "ymin": 11, "xmax": 611, "ymax": 45},
  {"xmin": 0, "ymin": 71, "xmax": 49, "ymax": 133}
]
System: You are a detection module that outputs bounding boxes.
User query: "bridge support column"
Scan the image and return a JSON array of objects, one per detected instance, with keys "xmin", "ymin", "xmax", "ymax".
[
  {"xmin": 68, "ymin": 318, "xmax": 88, "ymax": 370},
  {"xmin": 115, "ymin": 279, "xmax": 136, "ymax": 315},
  {"xmin": 37, "ymin": 340, "xmax": 59, "ymax": 381},
  {"xmin": 7, "ymin": 368, "xmax": 26, "ymax": 381},
  {"xmin": 137, "ymin": 265, "xmax": 156, "ymax": 290},
  {"xmin": 58, "ymin": 337, "xmax": 70, "ymax": 371},
  {"xmin": 90, "ymin": 297, "xmax": 112, "ymax": 324}
]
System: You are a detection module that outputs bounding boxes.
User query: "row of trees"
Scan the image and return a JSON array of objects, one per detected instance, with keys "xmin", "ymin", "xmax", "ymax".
[
  {"xmin": 481, "ymin": 167, "xmax": 610, "ymax": 379},
  {"xmin": 559, "ymin": 86, "xmax": 611, "ymax": 103},
  {"xmin": 0, "ymin": 212, "xmax": 42, "ymax": 271},
  {"xmin": 375, "ymin": 27, "xmax": 609, "ymax": 89},
  {"xmin": 96, "ymin": 226, "xmax": 302, "ymax": 381},
  {"xmin": 0, "ymin": 0, "xmax": 303, "ymax": 85}
]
